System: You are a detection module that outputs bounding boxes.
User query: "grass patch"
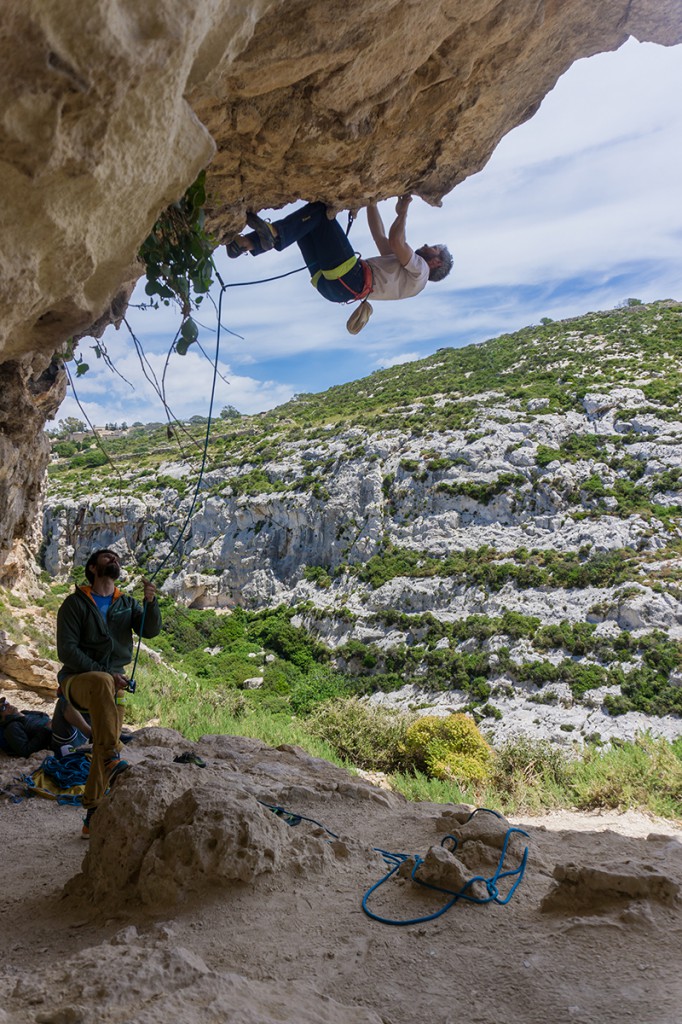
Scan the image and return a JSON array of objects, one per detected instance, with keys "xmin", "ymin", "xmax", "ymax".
[{"xmin": 125, "ymin": 654, "xmax": 682, "ymax": 821}]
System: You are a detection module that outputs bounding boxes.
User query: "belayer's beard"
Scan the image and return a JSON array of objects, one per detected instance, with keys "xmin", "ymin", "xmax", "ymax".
[{"xmin": 102, "ymin": 563, "xmax": 121, "ymax": 580}]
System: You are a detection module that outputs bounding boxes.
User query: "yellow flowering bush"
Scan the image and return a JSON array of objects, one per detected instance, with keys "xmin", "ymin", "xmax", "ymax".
[{"xmin": 402, "ymin": 713, "xmax": 492, "ymax": 782}]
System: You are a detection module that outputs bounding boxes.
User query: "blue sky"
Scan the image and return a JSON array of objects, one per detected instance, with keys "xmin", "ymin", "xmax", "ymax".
[{"xmin": 57, "ymin": 38, "xmax": 682, "ymax": 428}]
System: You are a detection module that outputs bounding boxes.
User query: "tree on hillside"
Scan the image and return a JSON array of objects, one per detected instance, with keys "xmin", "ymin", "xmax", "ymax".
[
  {"xmin": 220, "ymin": 404, "xmax": 242, "ymax": 420},
  {"xmin": 54, "ymin": 417, "xmax": 87, "ymax": 437}
]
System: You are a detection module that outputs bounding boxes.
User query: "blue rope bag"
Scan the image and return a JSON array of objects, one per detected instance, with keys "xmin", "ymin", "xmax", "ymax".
[{"xmin": 22, "ymin": 753, "xmax": 91, "ymax": 806}]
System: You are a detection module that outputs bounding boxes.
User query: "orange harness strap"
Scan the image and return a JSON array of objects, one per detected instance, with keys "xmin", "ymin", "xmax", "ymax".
[{"xmin": 339, "ymin": 260, "xmax": 373, "ymax": 302}]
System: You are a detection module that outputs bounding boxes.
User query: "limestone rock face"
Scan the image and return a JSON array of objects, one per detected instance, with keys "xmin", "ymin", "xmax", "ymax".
[
  {"xmin": 0, "ymin": 642, "xmax": 59, "ymax": 697},
  {"xmin": 43, "ymin": 350, "xmax": 682, "ymax": 748},
  {"xmin": 3, "ymin": 0, "xmax": 682, "ymax": 365},
  {"xmin": 195, "ymin": 0, "xmax": 682, "ymax": 238},
  {"xmin": 0, "ymin": 355, "xmax": 65, "ymax": 572},
  {"xmin": 0, "ymin": 1, "xmax": 217, "ymax": 363},
  {"xmin": 2, "ymin": 1, "xmax": 682, "ymax": 563}
]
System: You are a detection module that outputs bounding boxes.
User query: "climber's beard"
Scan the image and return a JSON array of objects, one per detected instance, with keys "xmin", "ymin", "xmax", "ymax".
[{"xmin": 100, "ymin": 562, "xmax": 121, "ymax": 580}]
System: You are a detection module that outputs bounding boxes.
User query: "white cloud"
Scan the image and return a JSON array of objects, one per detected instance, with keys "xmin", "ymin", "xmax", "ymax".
[
  {"xmin": 59, "ymin": 329, "xmax": 294, "ymax": 427},
  {"xmin": 373, "ymin": 351, "xmax": 422, "ymax": 369}
]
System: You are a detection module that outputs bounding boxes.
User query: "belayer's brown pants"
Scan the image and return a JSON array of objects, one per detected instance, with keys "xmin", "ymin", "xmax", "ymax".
[{"xmin": 63, "ymin": 671, "xmax": 123, "ymax": 810}]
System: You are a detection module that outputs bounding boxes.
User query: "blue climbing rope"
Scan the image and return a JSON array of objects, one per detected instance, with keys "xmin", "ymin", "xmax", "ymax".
[
  {"xmin": 262, "ymin": 802, "xmax": 529, "ymax": 926},
  {"xmin": 41, "ymin": 753, "xmax": 90, "ymax": 789},
  {"xmin": 362, "ymin": 808, "xmax": 529, "ymax": 925}
]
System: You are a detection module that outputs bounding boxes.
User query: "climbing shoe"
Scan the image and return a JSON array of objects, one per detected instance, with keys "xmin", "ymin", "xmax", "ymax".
[
  {"xmin": 104, "ymin": 755, "xmax": 130, "ymax": 789},
  {"xmin": 173, "ymin": 752, "xmax": 207, "ymax": 767},
  {"xmin": 346, "ymin": 299, "xmax": 373, "ymax": 335},
  {"xmin": 226, "ymin": 239, "xmax": 247, "ymax": 259},
  {"xmin": 245, "ymin": 211, "xmax": 276, "ymax": 251},
  {"xmin": 81, "ymin": 807, "xmax": 96, "ymax": 839}
]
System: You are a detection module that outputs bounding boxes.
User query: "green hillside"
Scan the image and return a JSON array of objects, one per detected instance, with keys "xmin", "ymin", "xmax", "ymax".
[
  {"xmin": 48, "ymin": 299, "xmax": 682, "ymax": 496},
  {"xmin": 33, "ymin": 300, "xmax": 682, "ymax": 815}
]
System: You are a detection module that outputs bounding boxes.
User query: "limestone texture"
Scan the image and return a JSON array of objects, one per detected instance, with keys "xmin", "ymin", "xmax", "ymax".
[
  {"xmin": 0, "ymin": 642, "xmax": 58, "ymax": 698},
  {"xmin": 0, "ymin": 356, "xmax": 65, "ymax": 574},
  {"xmin": 541, "ymin": 858, "xmax": 680, "ymax": 911},
  {"xmin": 67, "ymin": 727, "xmax": 397, "ymax": 907},
  {"xmin": 2, "ymin": 1, "xmax": 682, "ymax": 563},
  {"xmin": 0, "ymin": 930, "xmax": 384, "ymax": 1024}
]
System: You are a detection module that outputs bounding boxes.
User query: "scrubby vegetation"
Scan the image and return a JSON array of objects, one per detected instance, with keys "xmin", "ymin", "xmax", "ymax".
[
  {"xmin": 37, "ymin": 302, "xmax": 682, "ymax": 818},
  {"xmin": 125, "ymin": 641, "xmax": 682, "ymax": 818},
  {"xmin": 402, "ymin": 714, "xmax": 493, "ymax": 782},
  {"xmin": 48, "ymin": 302, "xmax": 682, "ymax": 505},
  {"xmin": 3, "ymin": 575, "xmax": 681, "ymax": 818}
]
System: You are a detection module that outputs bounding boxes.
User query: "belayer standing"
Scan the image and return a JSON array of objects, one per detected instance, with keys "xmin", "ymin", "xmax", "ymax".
[
  {"xmin": 56, "ymin": 549, "xmax": 162, "ymax": 836},
  {"xmin": 226, "ymin": 195, "xmax": 452, "ymax": 331}
]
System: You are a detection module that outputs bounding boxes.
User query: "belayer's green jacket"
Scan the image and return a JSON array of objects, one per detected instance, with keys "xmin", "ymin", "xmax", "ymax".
[{"xmin": 56, "ymin": 584, "xmax": 162, "ymax": 684}]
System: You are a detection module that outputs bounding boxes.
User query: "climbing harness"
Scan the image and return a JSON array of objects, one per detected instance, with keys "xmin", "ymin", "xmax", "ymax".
[
  {"xmin": 261, "ymin": 803, "xmax": 529, "ymax": 927},
  {"xmin": 307, "ymin": 210, "xmax": 374, "ymax": 332},
  {"xmin": 310, "ymin": 257, "xmax": 373, "ymax": 302}
]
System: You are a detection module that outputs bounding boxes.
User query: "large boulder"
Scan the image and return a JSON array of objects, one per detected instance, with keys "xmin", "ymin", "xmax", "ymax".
[
  {"xmin": 0, "ymin": 642, "xmax": 59, "ymax": 697},
  {"xmin": 67, "ymin": 740, "xmax": 397, "ymax": 907}
]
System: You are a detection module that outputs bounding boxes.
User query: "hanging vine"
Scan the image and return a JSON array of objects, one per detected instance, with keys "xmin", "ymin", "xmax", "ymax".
[{"xmin": 138, "ymin": 170, "xmax": 215, "ymax": 355}]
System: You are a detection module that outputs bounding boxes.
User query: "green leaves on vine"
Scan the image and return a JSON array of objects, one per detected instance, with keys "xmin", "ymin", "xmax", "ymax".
[
  {"xmin": 176, "ymin": 316, "xmax": 199, "ymax": 356},
  {"xmin": 139, "ymin": 171, "xmax": 215, "ymax": 356}
]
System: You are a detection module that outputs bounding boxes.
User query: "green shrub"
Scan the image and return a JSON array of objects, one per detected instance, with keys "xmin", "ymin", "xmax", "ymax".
[
  {"xmin": 288, "ymin": 666, "xmax": 356, "ymax": 714},
  {"xmin": 53, "ymin": 441, "xmax": 78, "ymax": 458},
  {"xmin": 303, "ymin": 565, "xmax": 332, "ymax": 588},
  {"xmin": 402, "ymin": 714, "xmax": 492, "ymax": 782},
  {"xmin": 252, "ymin": 614, "xmax": 328, "ymax": 670},
  {"xmin": 489, "ymin": 736, "xmax": 572, "ymax": 809},
  {"xmin": 304, "ymin": 697, "xmax": 412, "ymax": 772},
  {"xmin": 569, "ymin": 734, "xmax": 682, "ymax": 817},
  {"xmin": 71, "ymin": 449, "xmax": 108, "ymax": 469}
]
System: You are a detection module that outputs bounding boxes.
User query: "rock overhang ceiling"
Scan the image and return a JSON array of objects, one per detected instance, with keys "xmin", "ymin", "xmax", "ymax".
[
  {"xmin": 0, "ymin": 0, "xmax": 681, "ymax": 566},
  {"xmin": 2, "ymin": 0, "xmax": 682, "ymax": 364}
]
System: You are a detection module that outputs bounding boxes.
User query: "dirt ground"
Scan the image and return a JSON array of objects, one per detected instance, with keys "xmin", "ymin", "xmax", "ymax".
[{"xmin": 0, "ymin": 730, "xmax": 681, "ymax": 1024}]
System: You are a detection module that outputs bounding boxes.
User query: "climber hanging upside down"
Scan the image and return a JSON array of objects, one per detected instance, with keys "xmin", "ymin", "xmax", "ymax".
[{"xmin": 226, "ymin": 195, "xmax": 452, "ymax": 332}]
